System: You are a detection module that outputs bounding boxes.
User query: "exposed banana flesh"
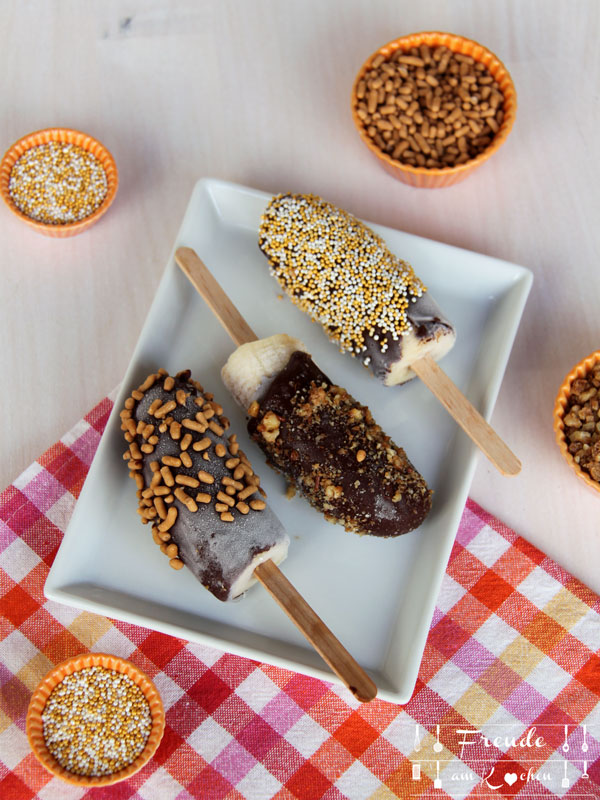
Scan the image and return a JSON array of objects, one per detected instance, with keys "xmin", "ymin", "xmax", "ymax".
[{"xmin": 221, "ymin": 333, "xmax": 308, "ymax": 409}]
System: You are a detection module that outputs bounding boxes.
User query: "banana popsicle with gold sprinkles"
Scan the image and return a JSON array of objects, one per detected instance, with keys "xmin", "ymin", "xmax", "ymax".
[
  {"xmin": 256, "ymin": 195, "xmax": 520, "ymax": 476},
  {"xmin": 258, "ymin": 193, "xmax": 456, "ymax": 386}
]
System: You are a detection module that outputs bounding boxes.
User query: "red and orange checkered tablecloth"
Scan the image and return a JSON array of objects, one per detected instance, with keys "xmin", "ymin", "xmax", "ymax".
[{"xmin": 1, "ymin": 394, "xmax": 599, "ymax": 799}]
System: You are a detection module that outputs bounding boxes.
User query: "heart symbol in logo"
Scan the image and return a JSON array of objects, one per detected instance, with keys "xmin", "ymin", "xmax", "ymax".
[{"xmin": 504, "ymin": 772, "xmax": 518, "ymax": 786}]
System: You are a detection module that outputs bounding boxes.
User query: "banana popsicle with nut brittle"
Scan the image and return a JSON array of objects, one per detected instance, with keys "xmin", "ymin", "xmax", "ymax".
[{"xmin": 221, "ymin": 334, "xmax": 432, "ymax": 538}]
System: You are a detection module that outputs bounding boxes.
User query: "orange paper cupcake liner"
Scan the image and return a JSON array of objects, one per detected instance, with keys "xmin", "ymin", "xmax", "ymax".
[
  {"xmin": 553, "ymin": 349, "xmax": 600, "ymax": 496},
  {"xmin": 26, "ymin": 652, "xmax": 165, "ymax": 786},
  {"xmin": 351, "ymin": 31, "xmax": 517, "ymax": 188},
  {"xmin": 0, "ymin": 127, "xmax": 118, "ymax": 237}
]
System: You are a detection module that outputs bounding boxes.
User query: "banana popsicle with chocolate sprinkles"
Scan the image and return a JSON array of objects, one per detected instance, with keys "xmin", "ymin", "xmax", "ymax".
[
  {"xmin": 257, "ymin": 195, "xmax": 520, "ymax": 476},
  {"xmin": 121, "ymin": 366, "xmax": 378, "ymax": 702},
  {"xmin": 121, "ymin": 369, "xmax": 289, "ymax": 601}
]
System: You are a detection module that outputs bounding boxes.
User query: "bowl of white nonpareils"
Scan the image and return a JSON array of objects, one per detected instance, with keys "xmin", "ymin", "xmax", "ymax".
[
  {"xmin": 26, "ymin": 652, "xmax": 164, "ymax": 785},
  {"xmin": 0, "ymin": 127, "xmax": 118, "ymax": 235}
]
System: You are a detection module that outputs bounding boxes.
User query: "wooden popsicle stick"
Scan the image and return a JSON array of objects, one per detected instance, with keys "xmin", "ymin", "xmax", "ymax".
[
  {"xmin": 255, "ymin": 560, "xmax": 377, "ymax": 703},
  {"xmin": 176, "ymin": 247, "xmax": 258, "ymax": 346},
  {"xmin": 175, "ymin": 246, "xmax": 377, "ymax": 702},
  {"xmin": 411, "ymin": 355, "xmax": 521, "ymax": 476}
]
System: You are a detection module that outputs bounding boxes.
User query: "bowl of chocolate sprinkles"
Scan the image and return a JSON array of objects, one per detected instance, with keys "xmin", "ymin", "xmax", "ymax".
[
  {"xmin": 351, "ymin": 32, "xmax": 517, "ymax": 188},
  {"xmin": 0, "ymin": 127, "xmax": 118, "ymax": 236},
  {"xmin": 26, "ymin": 652, "xmax": 164, "ymax": 785}
]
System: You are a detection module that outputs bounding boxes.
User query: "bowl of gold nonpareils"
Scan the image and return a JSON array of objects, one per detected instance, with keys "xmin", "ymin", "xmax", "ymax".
[
  {"xmin": 0, "ymin": 127, "xmax": 118, "ymax": 236},
  {"xmin": 351, "ymin": 32, "xmax": 517, "ymax": 188},
  {"xmin": 554, "ymin": 350, "xmax": 600, "ymax": 496},
  {"xmin": 26, "ymin": 652, "xmax": 165, "ymax": 786}
]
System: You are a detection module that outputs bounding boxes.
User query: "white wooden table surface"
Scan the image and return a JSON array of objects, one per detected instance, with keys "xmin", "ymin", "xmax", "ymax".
[{"xmin": 2, "ymin": 0, "xmax": 599, "ymax": 592}]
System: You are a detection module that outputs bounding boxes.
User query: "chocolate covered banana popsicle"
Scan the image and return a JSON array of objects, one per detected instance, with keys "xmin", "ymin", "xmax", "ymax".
[
  {"xmin": 222, "ymin": 334, "xmax": 432, "ymax": 537},
  {"xmin": 258, "ymin": 193, "xmax": 456, "ymax": 386},
  {"xmin": 121, "ymin": 368, "xmax": 289, "ymax": 601},
  {"xmin": 121, "ymin": 366, "xmax": 378, "ymax": 702}
]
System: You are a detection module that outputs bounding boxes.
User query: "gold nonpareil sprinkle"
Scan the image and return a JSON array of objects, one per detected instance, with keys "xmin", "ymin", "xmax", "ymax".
[
  {"xmin": 9, "ymin": 142, "xmax": 108, "ymax": 224},
  {"xmin": 41, "ymin": 665, "xmax": 152, "ymax": 777}
]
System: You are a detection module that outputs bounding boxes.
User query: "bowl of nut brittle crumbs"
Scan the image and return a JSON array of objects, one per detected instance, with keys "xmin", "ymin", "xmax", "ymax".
[
  {"xmin": 554, "ymin": 350, "xmax": 600, "ymax": 495},
  {"xmin": 26, "ymin": 653, "xmax": 164, "ymax": 785},
  {"xmin": 0, "ymin": 128, "xmax": 118, "ymax": 236},
  {"xmin": 351, "ymin": 32, "xmax": 517, "ymax": 188}
]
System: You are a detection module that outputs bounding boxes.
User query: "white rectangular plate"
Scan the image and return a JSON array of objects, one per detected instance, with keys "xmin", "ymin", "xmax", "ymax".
[{"xmin": 45, "ymin": 178, "xmax": 533, "ymax": 703}]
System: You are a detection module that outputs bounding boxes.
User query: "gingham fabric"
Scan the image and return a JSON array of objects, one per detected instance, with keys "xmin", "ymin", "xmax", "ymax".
[{"xmin": 1, "ymin": 396, "xmax": 599, "ymax": 800}]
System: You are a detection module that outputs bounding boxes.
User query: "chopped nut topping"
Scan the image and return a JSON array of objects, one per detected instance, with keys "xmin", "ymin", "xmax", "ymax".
[
  {"xmin": 324, "ymin": 483, "xmax": 343, "ymax": 500},
  {"xmin": 258, "ymin": 410, "xmax": 281, "ymax": 443}
]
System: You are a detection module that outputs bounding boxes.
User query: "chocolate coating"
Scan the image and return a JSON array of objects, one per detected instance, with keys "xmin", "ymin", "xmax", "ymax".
[
  {"xmin": 247, "ymin": 352, "xmax": 432, "ymax": 537},
  {"xmin": 364, "ymin": 293, "xmax": 455, "ymax": 383}
]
